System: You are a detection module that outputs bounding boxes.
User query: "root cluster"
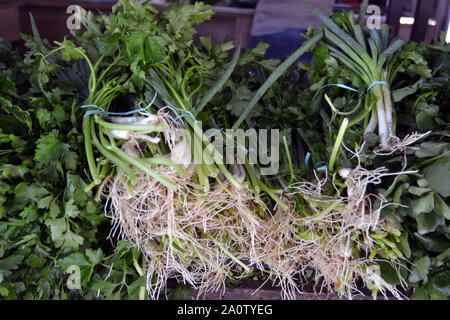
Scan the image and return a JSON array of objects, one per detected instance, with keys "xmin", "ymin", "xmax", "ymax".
[
  {"xmin": 106, "ymin": 164, "xmax": 266, "ymax": 299},
  {"xmin": 101, "ymin": 125, "xmax": 409, "ymax": 300}
]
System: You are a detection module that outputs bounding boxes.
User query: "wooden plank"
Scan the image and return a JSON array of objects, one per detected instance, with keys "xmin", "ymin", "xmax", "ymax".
[
  {"xmin": 386, "ymin": 0, "xmax": 405, "ymax": 40},
  {"xmin": 410, "ymin": 0, "xmax": 436, "ymax": 41},
  {"xmin": 0, "ymin": 2, "xmax": 21, "ymax": 43}
]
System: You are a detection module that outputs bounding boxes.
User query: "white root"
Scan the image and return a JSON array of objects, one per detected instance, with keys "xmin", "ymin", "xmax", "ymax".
[
  {"xmin": 364, "ymin": 109, "xmax": 378, "ymax": 135},
  {"xmin": 382, "ymin": 86, "xmax": 393, "ymax": 135},
  {"xmin": 231, "ymin": 164, "xmax": 246, "ymax": 183},
  {"xmin": 109, "ymin": 129, "xmax": 131, "ymax": 140},
  {"xmin": 109, "ymin": 115, "xmax": 158, "ymax": 125},
  {"xmin": 170, "ymin": 138, "xmax": 192, "ymax": 167},
  {"xmin": 375, "ymin": 86, "xmax": 389, "ymax": 149}
]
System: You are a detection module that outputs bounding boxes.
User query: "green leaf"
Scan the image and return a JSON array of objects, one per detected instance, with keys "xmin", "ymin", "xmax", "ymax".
[
  {"xmin": 417, "ymin": 179, "xmax": 429, "ymax": 188},
  {"xmin": 379, "ymin": 261, "xmax": 407, "ymax": 285},
  {"xmin": 35, "ymin": 133, "xmax": 72, "ymax": 163},
  {"xmin": 0, "ymin": 96, "xmax": 32, "ymax": 132},
  {"xmin": 46, "ymin": 217, "xmax": 84, "ymax": 250},
  {"xmin": 232, "ymin": 33, "xmax": 323, "ymax": 129},
  {"xmin": 398, "ymin": 231, "xmax": 411, "ymax": 259},
  {"xmin": 392, "ymin": 86, "xmax": 417, "ymax": 102},
  {"xmin": 436, "ymin": 248, "xmax": 450, "ymax": 265},
  {"xmin": 425, "ymin": 281, "xmax": 446, "ymax": 300},
  {"xmin": 46, "ymin": 217, "xmax": 67, "ymax": 243},
  {"xmin": 226, "ymin": 86, "xmax": 254, "ymax": 117},
  {"xmin": 0, "ymin": 254, "xmax": 24, "ymax": 276},
  {"xmin": 145, "ymin": 36, "xmax": 166, "ymax": 64},
  {"xmin": 411, "ymin": 286, "xmax": 428, "ymax": 299},
  {"xmin": 415, "ymin": 102, "xmax": 439, "ymax": 131},
  {"xmin": 197, "ymin": 38, "xmax": 241, "ymax": 114},
  {"xmin": 434, "ymin": 193, "xmax": 450, "ymax": 219},
  {"xmin": 414, "ymin": 233, "xmax": 450, "ymax": 253},
  {"xmin": 25, "ymin": 254, "xmax": 46, "ymax": 268},
  {"xmin": 65, "ymin": 174, "xmax": 90, "ymax": 206},
  {"xmin": 14, "ymin": 183, "xmax": 49, "ymax": 209},
  {"xmin": 124, "ymin": 32, "xmax": 145, "ymax": 64},
  {"xmin": 407, "ymin": 63, "xmax": 432, "ymax": 78},
  {"xmin": 432, "ymin": 271, "xmax": 450, "ymax": 296},
  {"xmin": 408, "ymin": 186, "xmax": 432, "ymax": 196},
  {"xmin": 127, "ymin": 277, "xmax": 146, "ymax": 299},
  {"xmin": 91, "ymin": 280, "xmax": 118, "ymax": 298},
  {"xmin": 416, "ymin": 211, "xmax": 445, "ymax": 235},
  {"xmin": 56, "ymin": 38, "xmax": 85, "ymax": 62},
  {"xmin": 63, "ymin": 151, "xmax": 78, "ymax": 171},
  {"xmin": 423, "ymin": 155, "xmax": 450, "ymax": 197},
  {"xmin": 49, "ymin": 200, "xmax": 61, "ymax": 218},
  {"xmin": 85, "ymin": 248, "xmax": 104, "ymax": 265},
  {"xmin": 59, "ymin": 229, "xmax": 84, "ymax": 250},
  {"xmin": 64, "ymin": 199, "xmax": 80, "ymax": 218},
  {"xmin": 409, "ymin": 192, "xmax": 435, "ymax": 217},
  {"xmin": 0, "ymin": 286, "xmax": 9, "ymax": 297},
  {"xmin": 415, "ymin": 142, "xmax": 448, "ymax": 158},
  {"xmin": 58, "ymin": 253, "xmax": 92, "ymax": 285},
  {"xmin": 409, "ymin": 256, "xmax": 430, "ymax": 283},
  {"xmin": 37, "ymin": 196, "xmax": 53, "ymax": 209},
  {"xmin": 59, "ymin": 253, "xmax": 90, "ymax": 269}
]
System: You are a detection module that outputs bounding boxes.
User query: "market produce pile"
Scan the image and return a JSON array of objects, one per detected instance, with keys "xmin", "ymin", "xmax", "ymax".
[{"xmin": 0, "ymin": 0, "xmax": 449, "ymax": 300}]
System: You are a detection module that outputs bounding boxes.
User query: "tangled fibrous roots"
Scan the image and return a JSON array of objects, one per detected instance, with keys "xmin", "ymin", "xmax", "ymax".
[
  {"xmin": 105, "ymin": 163, "xmax": 265, "ymax": 299},
  {"xmin": 375, "ymin": 131, "xmax": 431, "ymax": 156},
  {"xmin": 269, "ymin": 154, "xmax": 413, "ymax": 300},
  {"xmin": 255, "ymin": 200, "xmax": 309, "ymax": 300}
]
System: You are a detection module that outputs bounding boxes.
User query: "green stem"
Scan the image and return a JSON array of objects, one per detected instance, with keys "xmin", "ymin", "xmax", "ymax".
[
  {"xmin": 257, "ymin": 179, "xmax": 288, "ymax": 210},
  {"xmin": 203, "ymin": 231, "xmax": 251, "ymax": 273},
  {"xmin": 329, "ymin": 118, "xmax": 349, "ymax": 172},
  {"xmin": 283, "ymin": 136, "xmax": 295, "ymax": 183},
  {"xmin": 232, "ymin": 33, "xmax": 323, "ymax": 129},
  {"xmin": 103, "ymin": 128, "xmax": 178, "ymax": 190},
  {"xmin": 316, "ymin": 200, "xmax": 342, "ymax": 219},
  {"xmin": 94, "ymin": 123, "xmax": 138, "ymax": 183},
  {"xmin": 143, "ymin": 157, "xmax": 186, "ymax": 178},
  {"xmin": 83, "ymin": 117, "xmax": 101, "ymax": 185},
  {"xmin": 95, "ymin": 117, "xmax": 166, "ymax": 132}
]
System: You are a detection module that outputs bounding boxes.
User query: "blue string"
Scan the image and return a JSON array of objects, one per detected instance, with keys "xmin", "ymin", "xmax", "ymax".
[
  {"xmin": 305, "ymin": 152, "xmax": 328, "ymax": 172},
  {"xmin": 312, "ymin": 81, "xmax": 390, "ymax": 100},
  {"xmin": 312, "ymin": 83, "xmax": 359, "ymax": 100},
  {"xmin": 211, "ymin": 117, "xmax": 250, "ymax": 156},
  {"xmin": 173, "ymin": 108, "xmax": 196, "ymax": 122},
  {"xmin": 81, "ymin": 91, "xmax": 198, "ymax": 124},
  {"xmin": 305, "ymin": 152, "xmax": 311, "ymax": 169},
  {"xmin": 276, "ymin": 168, "xmax": 288, "ymax": 175},
  {"xmin": 314, "ymin": 161, "xmax": 325, "ymax": 168},
  {"xmin": 222, "ymin": 129, "xmax": 250, "ymax": 156},
  {"xmin": 367, "ymin": 81, "xmax": 390, "ymax": 91},
  {"xmin": 81, "ymin": 92, "xmax": 158, "ymax": 119}
]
